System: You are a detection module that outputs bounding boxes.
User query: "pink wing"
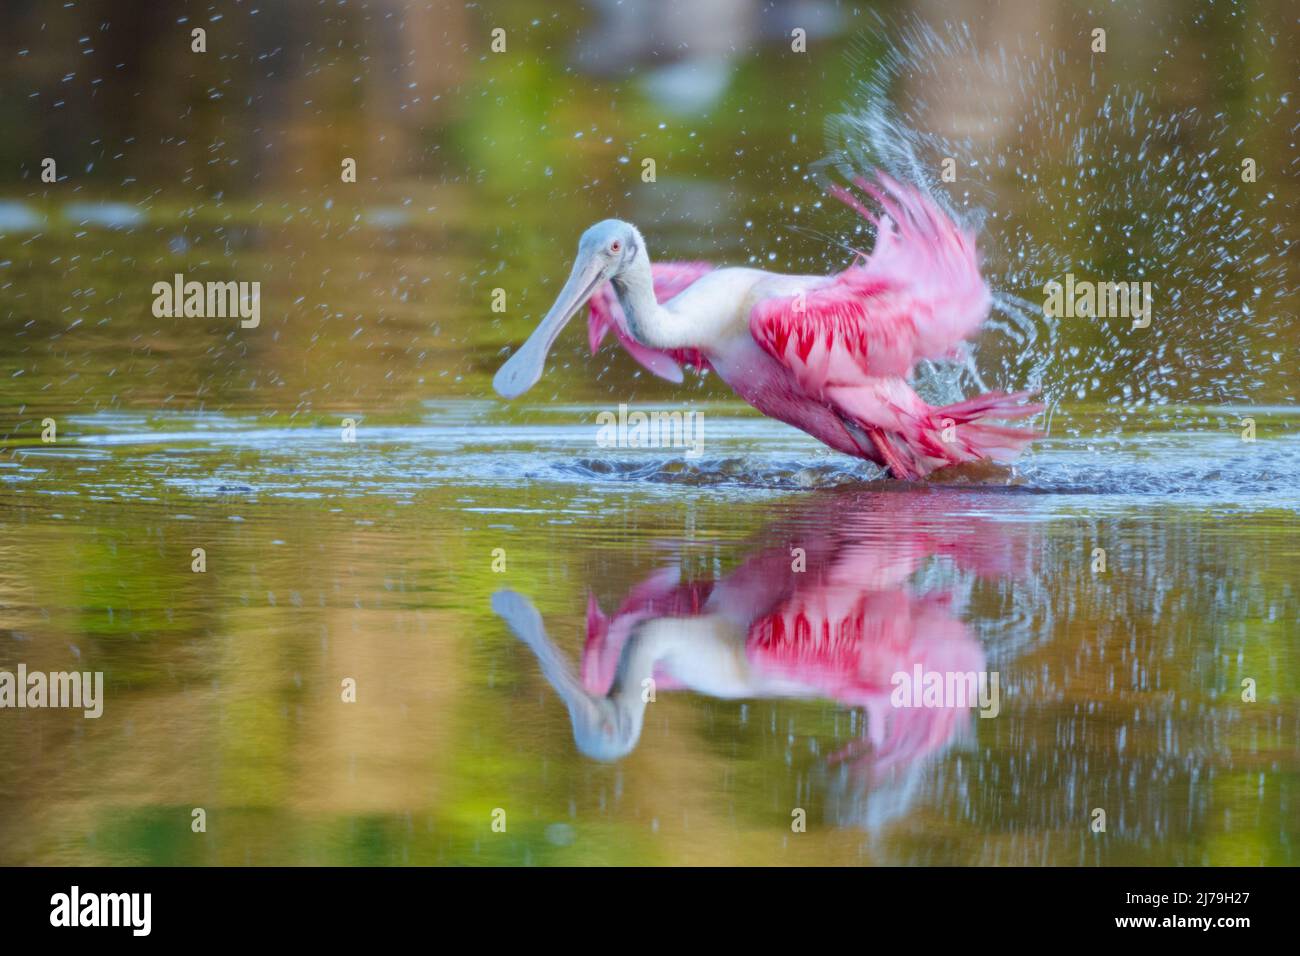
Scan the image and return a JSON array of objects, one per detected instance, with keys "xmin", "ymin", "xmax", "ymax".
[
  {"xmin": 588, "ymin": 261, "xmax": 715, "ymax": 381},
  {"xmin": 750, "ymin": 176, "xmax": 991, "ymax": 391}
]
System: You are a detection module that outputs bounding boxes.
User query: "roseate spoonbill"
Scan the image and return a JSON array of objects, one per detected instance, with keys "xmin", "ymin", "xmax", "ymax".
[
  {"xmin": 493, "ymin": 175, "xmax": 1042, "ymax": 479},
  {"xmin": 491, "ymin": 493, "xmax": 1017, "ymax": 764}
]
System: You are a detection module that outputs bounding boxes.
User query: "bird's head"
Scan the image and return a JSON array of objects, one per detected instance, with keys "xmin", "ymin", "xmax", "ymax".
[
  {"xmin": 577, "ymin": 218, "xmax": 645, "ymax": 280},
  {"xmin": 493, "ymin": 219, "xmax": 643, "ymax": 399}
]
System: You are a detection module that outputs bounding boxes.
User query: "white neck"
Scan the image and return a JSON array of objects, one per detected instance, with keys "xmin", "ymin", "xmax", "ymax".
[{"xmin": 612, "ymin": 253, "xmax": 698, "ymax": 351}]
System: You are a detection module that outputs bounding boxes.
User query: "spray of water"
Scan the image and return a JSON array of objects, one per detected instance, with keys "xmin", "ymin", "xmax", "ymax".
[{"xmin": 815, "ymin": 12, "xmax": 1296, "ymax": 426}]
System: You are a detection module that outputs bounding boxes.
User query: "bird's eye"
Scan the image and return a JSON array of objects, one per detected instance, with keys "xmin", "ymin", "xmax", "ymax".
[{"xmin": 610, "ymin": 240, "xmax": 621, "ymax": 253}]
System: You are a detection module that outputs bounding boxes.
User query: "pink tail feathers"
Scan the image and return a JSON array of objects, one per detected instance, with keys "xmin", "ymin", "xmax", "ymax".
[
  {"xmin": 928, "ymin": 390, "xmax": 1043, "ymax": 468},
  {"xmin": 876, "ymin": 391, "xmax": 1044, "ymax": 479}
]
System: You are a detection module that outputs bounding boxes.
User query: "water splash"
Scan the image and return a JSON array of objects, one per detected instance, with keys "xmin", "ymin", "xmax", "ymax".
[
  {"xmin": 11, "ymin": 405, "xmax": 1298, "ymax": 508},
  {"xmin": 815, "ymin": 12, "xmax": 1296, "ymax": 425}
]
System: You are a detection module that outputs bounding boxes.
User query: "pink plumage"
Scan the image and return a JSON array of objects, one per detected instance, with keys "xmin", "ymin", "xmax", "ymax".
[
  {"xmin": 575, "ymin": 501, "xmax": 1009, "ymax": 770},
  {"xmin": 588, "ymin": 261, "xmax": 715, "ymax": 381},
  {"xmin": 503, "ymin": 171, "xmax": 1043, "ymax": 479},
  {"xmin": 746, "ymin": 176, "xmax": 1042, "ymax": 478}
]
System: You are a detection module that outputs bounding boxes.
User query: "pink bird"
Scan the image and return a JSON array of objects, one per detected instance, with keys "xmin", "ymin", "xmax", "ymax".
[
  {"xmin": 491, "ymin": 492, "xmax": 1013, "ymax": 766},
  {"xmin": 493, "ymin": 174, "xmax": 1042, "ymax": 479}
]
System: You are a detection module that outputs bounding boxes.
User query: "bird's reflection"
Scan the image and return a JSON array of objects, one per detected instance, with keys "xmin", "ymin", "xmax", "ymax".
[{"xmin": 494, "ymin": 491, "xmax": 1030, "ymax": 830}]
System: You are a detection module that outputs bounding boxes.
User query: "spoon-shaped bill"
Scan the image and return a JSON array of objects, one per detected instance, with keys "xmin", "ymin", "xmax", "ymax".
[
  {"xmin": 493, "ymin": 252, "xmax": 606, "ymax": 399},
  {"xmin": 491, "ymin": 589, "xmax": 631, "ymax": 760}
]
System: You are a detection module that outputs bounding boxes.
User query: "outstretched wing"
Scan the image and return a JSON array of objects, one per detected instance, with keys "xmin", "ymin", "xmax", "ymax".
[
  {"xmin": 750, "ymin": 176, "xmax": 990, "ymax": 391},
  {"xmin": 588, "ymin": 261, "xmax": 715, "ymax": 382}
]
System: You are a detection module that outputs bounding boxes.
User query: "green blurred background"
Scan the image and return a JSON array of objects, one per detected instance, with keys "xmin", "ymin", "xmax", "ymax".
[{"xmin": 0, "ymin": 0, "xmax": 1295, "ymax": 422}]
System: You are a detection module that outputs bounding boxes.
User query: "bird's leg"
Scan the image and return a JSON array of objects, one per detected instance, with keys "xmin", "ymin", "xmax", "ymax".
[
  {"xmin": 839, "ymin": 415, "xmax": 916, "ymax": 480},
  {"xmin": 868, "ymin": 427, "xmax": 918, "ymax": 480},
  {"xmin": 837, "ymin": 416, "xmax": 893, "ymax": 477}
]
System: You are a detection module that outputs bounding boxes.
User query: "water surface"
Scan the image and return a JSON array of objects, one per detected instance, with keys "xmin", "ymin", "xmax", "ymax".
[{"xmin": 1, "ymin": 403, "xmax": 1295, "ymax": 865}]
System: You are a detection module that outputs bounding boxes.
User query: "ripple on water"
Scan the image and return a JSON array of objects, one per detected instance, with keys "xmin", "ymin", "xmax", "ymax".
[{"xmin": 6, "ymin": 406, "xmax": 1297, "ymax": 511}]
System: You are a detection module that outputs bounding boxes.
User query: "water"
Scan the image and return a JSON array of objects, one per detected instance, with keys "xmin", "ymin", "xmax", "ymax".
[
  {"xmin": 0, "ymin": 3, "xmax": 1297, "ymax": 866},
  {"xmin": 1, "ymin": 402, "xmax": 1296, "ymax": 864}
]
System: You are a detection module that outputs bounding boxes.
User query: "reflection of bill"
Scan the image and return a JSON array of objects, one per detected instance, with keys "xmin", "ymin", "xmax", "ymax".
[{"xmin": 493, "ymin": 494, "xmax": 1026, "ymax": 828}]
